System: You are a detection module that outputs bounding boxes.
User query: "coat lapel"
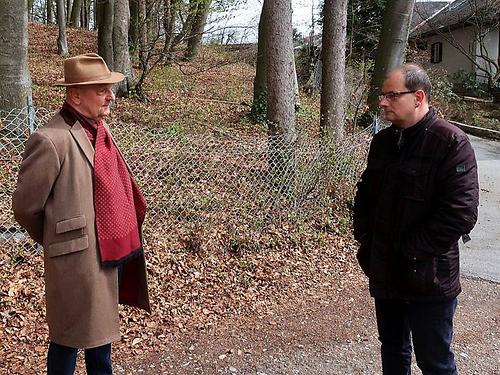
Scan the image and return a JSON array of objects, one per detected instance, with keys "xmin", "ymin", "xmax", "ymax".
[{"xmin": 70, "ymin": 121, "xmax": 94, "ymax": 167}]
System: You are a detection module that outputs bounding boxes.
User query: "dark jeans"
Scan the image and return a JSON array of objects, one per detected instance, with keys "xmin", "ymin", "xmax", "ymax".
[
  {"xmin": 375, "ymin": 298, "xmax": 458, "ymax": 375},
  {"xmin": 47, "ymin": 342, "xmax": 112, "ymax": 375}
]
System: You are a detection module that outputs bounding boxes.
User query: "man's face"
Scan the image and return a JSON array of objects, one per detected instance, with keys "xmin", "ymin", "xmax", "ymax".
[
  {"xmin": 73, "ymin": 84, "xmax": 115, "ymax": 120},
  {"xmin": 379, "ymin": 70, "xmax": 418, "ymax": 128}
]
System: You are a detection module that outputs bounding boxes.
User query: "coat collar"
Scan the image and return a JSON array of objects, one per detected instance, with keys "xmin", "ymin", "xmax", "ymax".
[{"xmin": 69, "ymin": 121, "xmax": 95, "ymax": 167}]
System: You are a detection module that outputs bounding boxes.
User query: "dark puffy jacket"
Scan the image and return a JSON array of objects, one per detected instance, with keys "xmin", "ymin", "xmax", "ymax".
[{"xmin": 353, "ymin": 109, "xmax": 479, "ymax": 301}]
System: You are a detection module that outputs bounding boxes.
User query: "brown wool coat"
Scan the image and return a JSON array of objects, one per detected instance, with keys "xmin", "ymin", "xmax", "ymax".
[{"xmin": 12, "ymin": 112, "xmax": 150, "ymax": 349}]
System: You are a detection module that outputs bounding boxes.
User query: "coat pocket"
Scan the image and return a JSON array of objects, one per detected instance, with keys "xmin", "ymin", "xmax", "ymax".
[
  {"xmin": 48, "ymin": 235, "xmax": 89, "ymax": 257},
  {"xmin": 49, "ymin": 215, "xmax": 88, "ymax": 257},
  {"xmin": 394, "ymin": 253, "xmax": 440, "ymax": 295},
  {"xmin": 55, "ymin": 215, "xmax": 86, "ymax": 234}
]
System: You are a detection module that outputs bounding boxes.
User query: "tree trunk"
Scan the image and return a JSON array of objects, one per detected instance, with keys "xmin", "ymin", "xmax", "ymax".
[
  {"xmin": 161, "ymin": 0, "xmax": 178, "ymax": 63},
  {"xmin": 367, "ymin": 0, "xmax": 416, "ymax": 111},
  {"xmin": 250, "ymin": 0, "xmax": 268, "ymax": 123},
  {"xmin": 27, "ymin": 0, "xmax": 34, "ymax": 21},
  {"xmin": 56, "ymin": 0, "xmax": 69, "ymax": 56},
  {"xmin": 266, "ymin": 0, "xmax": 296, "ymax": 195},
  {"xmin": 69, "ymin": 0, "xmax": 82, "ymax": 26},
  {"xmin": 66, "ymin": 0, "xmax": 72, "ymax": 23},
  {"xmin": 97, "ymin": 0, "xmax": 114, "ymax": 69},
  {"xmin": 0, "ymin": 0, "xmax": 32, "ymax": 112},
  {"xmin": 174, "ymin": 0, "xmax": 196, "ymax": 45},
  {"xmin": 184, "ymin": 0, "xmax": 212, "ymax": 61},
  {"xmin": 113, "ymin": 0, "xmax": 134, "ymax": 97},
  {"xmin": 320, "ymin": 0, "xmax": 348, "ymax": 142},
  {"xmin": 47, "ymin": 0, "xmax": 54, "ymax": 23},
  {"xmin": 129, "ymin": 0, "xmax": 139, "ymax": 55}
]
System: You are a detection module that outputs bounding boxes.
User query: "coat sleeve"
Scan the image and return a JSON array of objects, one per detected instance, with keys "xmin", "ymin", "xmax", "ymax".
[
  {"xmin": 12, "ymin": 131, "xmax": 61, "ymax": 244},
  {"xmin": 402, "ymin": 134, "xmax": 479, "ymax": 257}
]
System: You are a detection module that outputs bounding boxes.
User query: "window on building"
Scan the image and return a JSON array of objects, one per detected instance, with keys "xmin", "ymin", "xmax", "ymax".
[{"xmin": 431, "ymin": 42, "xmax": 443, "ymax": 63}]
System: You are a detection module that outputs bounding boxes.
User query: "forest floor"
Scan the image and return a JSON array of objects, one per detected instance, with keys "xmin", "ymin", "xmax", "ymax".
[{"xmin": 0, "ymin": 23, "xmax": 498, "ymax": 374}]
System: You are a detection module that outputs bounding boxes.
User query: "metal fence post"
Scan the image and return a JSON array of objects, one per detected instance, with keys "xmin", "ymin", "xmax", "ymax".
[
  {"xmin": 27, "ymin": 95, "xmax": 35, "ymax": 134},
  {"xmin": 372, "ymin": 113, "xmax": 380, "ymax": 135}
]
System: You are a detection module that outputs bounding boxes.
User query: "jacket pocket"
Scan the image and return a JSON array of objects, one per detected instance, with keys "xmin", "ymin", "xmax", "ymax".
[
  {"xmin": 394, "ymin": 253, "xmax": 440, "ymax": 295},
  {"xmin": 48, "ymin": 235, "xmax": 89, "ymax": 257},
  {"xmin": 55, "ymin": 215, "xmax": 86, "ymax": 234},
  {"xmin": 399, "ymin": 161, "xmax": 432, "ymax": 202}
]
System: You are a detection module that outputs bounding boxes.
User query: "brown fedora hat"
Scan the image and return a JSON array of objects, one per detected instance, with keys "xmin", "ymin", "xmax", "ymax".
[{"xmin": 55, "ymin": 53, "xmax": 125, "ymax": 86}]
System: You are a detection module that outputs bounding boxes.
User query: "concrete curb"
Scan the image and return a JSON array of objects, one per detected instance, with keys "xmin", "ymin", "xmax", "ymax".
[{"xmin": 450, "ymin": 120, "xmax": 500, "ymax": 141}]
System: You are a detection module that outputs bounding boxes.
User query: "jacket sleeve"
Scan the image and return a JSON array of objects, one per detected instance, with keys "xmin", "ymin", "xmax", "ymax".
[
  {"xmin": 353, "ymin": 137, "xmax": 379, "ymax": 243},
  {"xmin": 12, "ymin": 131, "xmax": 61, "ymax": 244},
  {"xmin": 402, "ymin": 134, "xmax": 479, "ymax": 257}
]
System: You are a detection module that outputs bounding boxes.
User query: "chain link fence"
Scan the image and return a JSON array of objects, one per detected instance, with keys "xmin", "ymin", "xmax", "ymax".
[{"xmin": 1, "ymin": 106, "xmax": 372, "ymax": 261}]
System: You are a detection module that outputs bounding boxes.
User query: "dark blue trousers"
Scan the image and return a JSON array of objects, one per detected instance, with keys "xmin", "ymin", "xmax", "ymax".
[
  {"xmin": 375, "ymin": 298, "xmax": 458, "ymax": 375},
  {"xmin": 47, "ymin": 342, "xmax": 112, "ymax": 375}
]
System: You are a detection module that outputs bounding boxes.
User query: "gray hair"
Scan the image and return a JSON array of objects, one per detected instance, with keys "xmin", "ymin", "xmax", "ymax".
[{"xmin": 389, "ymin": 64, "xmax": 432, "ymax": 100}]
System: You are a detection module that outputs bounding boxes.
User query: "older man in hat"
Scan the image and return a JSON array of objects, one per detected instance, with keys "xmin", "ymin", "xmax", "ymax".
[{"xmin": 12, "ymin": 53, "xmax": 150, "ymax": 374}]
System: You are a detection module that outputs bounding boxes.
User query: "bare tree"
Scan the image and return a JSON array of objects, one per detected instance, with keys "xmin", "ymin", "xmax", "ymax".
[
  {"xmin": 320, "ymin": 0, "xmax": 348, "ymax": 142},
  {"xmin": 69, "ymin": 0, "xmax": 82, "ymax": 26},
  {"xmin": 250, "ymin": 0, "xmax": 268, "ymax": 122},
  {"xmin": 413, "ymin": 0, "xmax": 500, "ymax": 85},
  {"xmin": 56, "ymin": 0, "xmax": 70, "ymax": 56},
  {"xmin": 0, "ymin": 0, "xmax": 32, "ymax": 111},
  {"xmin": 266, "ymin": 0, "xmax": 296, "ymax": 194},
  {"xmin": 47, "ymin": 0, "xmax": 55, "ymax": 23},
  {"xmin": 367, "ymin": 0, "xmax": 416, "ymax": 111},
  {"xmin": 184, "ymin": 0, "xmax": 212, "ymax": 61},
  {"xmin": 97, "ymin": 0, "xmax": 114, "ymax": 68},
  {"xmin": 113, "ymin": 0, "xmax": 135, "ymax": 97}
]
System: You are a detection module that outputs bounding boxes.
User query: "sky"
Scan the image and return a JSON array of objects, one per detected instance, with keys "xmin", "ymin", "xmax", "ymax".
[
  {"xmin": 208, "ymin": 0, "xmax": 320, "ymax": 44},
  {"xmin": 208, "ymin": 0, "xmax": 451, "ymax": 44}
]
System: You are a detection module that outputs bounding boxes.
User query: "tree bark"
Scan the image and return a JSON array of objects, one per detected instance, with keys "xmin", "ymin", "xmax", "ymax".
[
  {"xmin": 0, "ymin": 0, "xmax": 32, "ymax": 111},
  {"xmin": 97, "ymin": 0, "xmax": 115, "ymax": 69},
  {"xmin": 266, "ymin": 0, "xmax": 295, "ymax": 139},
  {"xmin": 266, "ymin": 0, "xmax": 296, "ymax": 194},
  {"xmin": 320, "ymin": 0, "xmax": 348, "ymax": 142},
  {"xmin": 113, "ymin": 0, "xmax": 134, "ymax": 97},
  {"xmin": 56, "ymin": 0, "xmax": 69, "ymax": 56},
  {"xmin": 47, "ymin": 0, "xmax": 54, "ymax": 23},
  {"xmin": 253, "ymin": 1, "xmax": 267, "ymax": 102},
  {"xmin": 69, "ymin": 0, "xmax": 82, "ymax": 26},
  {"xmin": 161, "ymin": 0, "xmax": 179, "ymax": 63},
  {"xmin": 367, "ymin": 0, "xmax": 416, "ymax": 111},
  {"xmin": 129, "ymin": 0, "xmax": 140, "ymax": 55},
  {"xmin": 184, "ymin": 0, "xmax": 212, "ymax": 61},
  {"xmin": 66, "ymin": 0, "xmax": 72, "ymax": 23},
  {"xmin": 250, "ymin": 0, "xmax": 268, "ymax": 123},
  {"xmin": 27, "ymin": 0, "xmax": 34, "ymax": 22}
]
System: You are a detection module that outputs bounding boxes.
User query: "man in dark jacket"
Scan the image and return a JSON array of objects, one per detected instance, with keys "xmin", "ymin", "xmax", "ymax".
[{"xmin": 353, "ymin": 64, "xmax": 479, "ymax": 374}]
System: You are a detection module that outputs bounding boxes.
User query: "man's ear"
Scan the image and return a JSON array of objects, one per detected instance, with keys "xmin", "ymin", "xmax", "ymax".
[
  {"xmin": 66, "ymin": 87, "xmax": 81, "ymax": 105},
  {"xmin": 415, "ymin": 89, "xmax": 425, "ymax": 107}
]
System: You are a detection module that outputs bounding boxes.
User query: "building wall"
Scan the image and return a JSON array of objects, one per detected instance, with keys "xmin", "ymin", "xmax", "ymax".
[
  {"xmin": 426, "ymin": 25, "xmax": 499, "ymax": 82},
  {"xmin": 427, "ymin": 27, "xmax": 475, "ymax": 76},
  {"xmin": 474, "ymin": 27, "xmax": 499, "ymax": 82}
]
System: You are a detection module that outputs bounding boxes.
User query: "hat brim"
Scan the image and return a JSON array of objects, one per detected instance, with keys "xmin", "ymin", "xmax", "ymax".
[{"xmin": 54, "ymin": 72, "xmax": 125, "ymax": 86}]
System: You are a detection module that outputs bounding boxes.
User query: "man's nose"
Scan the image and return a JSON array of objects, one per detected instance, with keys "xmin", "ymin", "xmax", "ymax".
[
  {"xmin": 379, "ymin": 97, "xmax": 389, "ymax": 107},
  {"xmin": 106, "ymin": 88, "xmax": 115, "ymax": 101}
]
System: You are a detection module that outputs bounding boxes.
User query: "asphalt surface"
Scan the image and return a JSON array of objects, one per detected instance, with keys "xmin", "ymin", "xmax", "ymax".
[{"xmin": 461, "ymin": 135, "xmax": 500, "ymax": 283}]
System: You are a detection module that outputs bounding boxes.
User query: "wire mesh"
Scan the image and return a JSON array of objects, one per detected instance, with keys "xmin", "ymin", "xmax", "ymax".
[{"xmin": 1, "ymin": 107, "xmax": 372, "ymax": 262}]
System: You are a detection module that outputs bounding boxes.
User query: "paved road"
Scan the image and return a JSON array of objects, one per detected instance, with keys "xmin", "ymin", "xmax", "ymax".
[{"xmin": 460, "ymin": 135, "xmax": 500, "ymax": 283}]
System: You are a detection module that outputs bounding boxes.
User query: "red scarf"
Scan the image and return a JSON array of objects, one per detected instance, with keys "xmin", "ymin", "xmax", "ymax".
[{"xmin": 60, "ymin": 102, "xmax": 146, "ymax": 267}]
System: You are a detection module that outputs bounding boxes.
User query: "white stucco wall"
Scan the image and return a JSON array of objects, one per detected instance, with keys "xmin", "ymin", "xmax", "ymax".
[
  {"xmin": 426, "ymin": 26, "xmax": 499, "ymax": 82},
  {"xmin": 427, "ymin": 27, "xmax": 475, "ymax": 75},
  {"xmin": 474, "ymin": 27, "xmax": 499, "ymax": 82}
]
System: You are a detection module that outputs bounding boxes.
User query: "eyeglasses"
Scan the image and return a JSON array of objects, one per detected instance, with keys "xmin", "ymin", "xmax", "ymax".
[{"xmin": 378, "ymin": 90, "xmax": 417, "ymax": 101}]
